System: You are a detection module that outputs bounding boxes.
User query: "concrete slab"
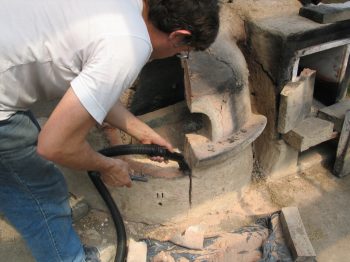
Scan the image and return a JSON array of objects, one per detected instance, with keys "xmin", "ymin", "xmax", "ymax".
[
  {"xmin": 283, "ymin": 117, "xmax": 334, "ymax": 152},
  {"xmin": 300, "ymin": 2, "xmax": 350, "ymax": 24},
  {"xmin": 281, "ymin": 207, "xmax": 316, "ymax": 261},
  {"xmin": 318, "ymin": 99, "xmax": 350, "ymax": 132},
  {"xmin": 334, "ymin": 110, "xmax": 350, "ymax": 177},
  {"xmin": 278, "ymin": 69, "xmax": 316, "ymax": 134}
]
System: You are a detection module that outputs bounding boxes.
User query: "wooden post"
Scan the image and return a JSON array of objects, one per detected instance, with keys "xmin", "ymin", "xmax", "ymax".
[{"xmin": 334, "ymin": 110, "xmax": 350, "ymax": 177}]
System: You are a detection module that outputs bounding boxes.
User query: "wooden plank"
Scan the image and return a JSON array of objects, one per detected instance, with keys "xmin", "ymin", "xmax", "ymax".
[
  {"xmin": 281, "ymin": 207, "xmax": 316, "ymax": 262},
  {"xmin": 334, "ymin": 110, "xmax": 350, "ymax": 177}
]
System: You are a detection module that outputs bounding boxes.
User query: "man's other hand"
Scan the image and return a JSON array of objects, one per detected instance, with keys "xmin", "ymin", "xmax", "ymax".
[
  {"xmin": 140, "ymin": 128, "xmax": 173, "ymax": 152},
  {"xmin": 140, "ymin": 130, "xmax": 174, "ymax": 163}
]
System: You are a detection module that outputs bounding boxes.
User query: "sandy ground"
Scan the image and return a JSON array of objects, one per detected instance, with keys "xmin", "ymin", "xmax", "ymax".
[
  {"xmin": 1, "ymin": 156, "xmax": 350, "ymax": 261},
  {"xmin": 2, "ymin": 103, "xmax": 350, "ymax": 261}
]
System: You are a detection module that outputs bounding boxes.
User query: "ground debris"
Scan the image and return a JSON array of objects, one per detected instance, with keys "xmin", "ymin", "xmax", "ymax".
[
  {"xmin": 74, "ymin": 209, "xmax": 115, "ymax": 247},
  {"xmin": 252, "ymin": 159, "xmax": 266, "ymax": 182},
  {"xmin": 144, "ymin": 213, "xmax": 294, "ymax": 262}
]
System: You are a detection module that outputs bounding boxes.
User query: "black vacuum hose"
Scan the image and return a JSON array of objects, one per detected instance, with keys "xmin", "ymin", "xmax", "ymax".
[
  {"xmin": 88, "ymin": 144, "xmax": 192, "ymax": 262},
  {"xmin": 88, "ymin": 171, "xmax": 127, "ymax": 262}
]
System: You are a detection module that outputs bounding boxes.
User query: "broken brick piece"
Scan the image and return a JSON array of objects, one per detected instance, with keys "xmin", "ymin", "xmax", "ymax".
[{"xmin": 278, "ymin": 69, "xmax": 316, "ymax": 134}]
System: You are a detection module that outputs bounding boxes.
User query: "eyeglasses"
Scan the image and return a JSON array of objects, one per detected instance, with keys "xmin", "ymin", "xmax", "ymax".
[{"xmin": 176, "ymin": 48, "xmax": 190, "ymax": 60}]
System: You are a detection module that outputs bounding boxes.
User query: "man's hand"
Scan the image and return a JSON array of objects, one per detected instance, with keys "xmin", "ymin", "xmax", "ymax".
[
  {"xmin": 139, "ymin": 129, "xmax": 173, "ymax": 162},
  {"xmin": 139, "ymin": 130, "xmax": 173, "ymax": 151},
  {"xmin": 100, "ymin": 158, "xmax": 131, "ymax": 187}
]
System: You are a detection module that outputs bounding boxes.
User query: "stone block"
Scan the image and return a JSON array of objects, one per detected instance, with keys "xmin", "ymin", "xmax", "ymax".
[
  {"xmin": 282, "ymin": 117, "xmax": 334, "ymax": 152},
  {"xmin": 281, "ymin": 207, "xmax": 316, "ymax": 261},
  {"xmin": 334, "ymin": 110, "xmax": 350, "ymax": 177},
  {"xmin": 310, "ymin": 99, "xmax": 326, "ymax": 117},
  {"xmin": 300, "ymin": 2, "xmax": 350, "ymax": 24},
  {"xmin": 318, "ymin": 99, "xmax": 350, "ymax": 132},
  {"xmin": 278, "ymin": 69, "xmax": 316, "ymax": 134}
]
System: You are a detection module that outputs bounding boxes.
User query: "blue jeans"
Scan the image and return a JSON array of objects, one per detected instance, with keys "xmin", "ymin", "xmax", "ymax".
[{"xmin": 0, "ymin": 111, "xmax": 85, "ymax": 262}]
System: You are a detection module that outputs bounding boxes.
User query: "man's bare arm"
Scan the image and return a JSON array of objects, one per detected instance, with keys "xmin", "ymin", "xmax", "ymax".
[
  {"xmin": 105, "ymin": 101, "xmax": 173, "ymax": 152},
  {"xmin": 37, "ymin": 88, "xmax": 131, "ymax": 187}
]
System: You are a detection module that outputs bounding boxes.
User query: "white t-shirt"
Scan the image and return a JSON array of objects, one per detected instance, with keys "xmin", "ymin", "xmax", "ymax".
[{"xmin": 0, "ymin": 0, "xmax": 152, "ymax": 124}]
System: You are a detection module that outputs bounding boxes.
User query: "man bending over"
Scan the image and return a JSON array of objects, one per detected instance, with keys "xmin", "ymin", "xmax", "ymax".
[{"xmin": 0, "ymin": 0, "xmax": 219, "ymax": 261}]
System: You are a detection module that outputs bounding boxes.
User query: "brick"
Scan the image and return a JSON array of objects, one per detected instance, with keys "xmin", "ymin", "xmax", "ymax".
[
  {"xmin": 283, "ymin": 117, "xmax": 334, "ymax": 152},
  {"xmin": 152, "ymin": 251, "xmax": 175, "ymax": 262},
  {"xmin": 300, "ymin": 2, "xmax": 350, "ymax": 24},
  {"xmin": 281, "ymin": 207, "xmax": 316, "ymax": 261},
  {"xmin": 170, "ymin": 225, "xmax": 205, "ymax": 250},
  {"xmin": 318, "ymin": 99, "xmax": 350, "ymax": 132},
  {"xmin": 278, "ymin": 69, "xmax": 316, "ymax": 134},
  {"xmin": 334, "ymin": 110, "xmax": 350, "ymax": 177},
  {"xmin": 127, "ymin": 239, "xmax": 147, "ymax": 262},
  {"xmin": 99, "ymin": 245, "xmax": 116, "ymax": 262}
]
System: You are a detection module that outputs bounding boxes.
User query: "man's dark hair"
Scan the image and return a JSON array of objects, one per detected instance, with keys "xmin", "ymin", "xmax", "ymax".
[{"xmin": 147, "ymin": 0, "xmax": 220, "ymax": 51}]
